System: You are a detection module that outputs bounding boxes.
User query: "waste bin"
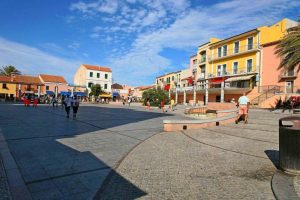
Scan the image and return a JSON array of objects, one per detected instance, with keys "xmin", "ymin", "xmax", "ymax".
[{"xmin": 279, "ymin": 116, "xmax": 300, "ymax": 175}]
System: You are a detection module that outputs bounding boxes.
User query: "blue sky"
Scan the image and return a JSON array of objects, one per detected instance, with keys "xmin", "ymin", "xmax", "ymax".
[{"xmin": 0, "ymin": 0, "xmax": 299, "ymax": 86}]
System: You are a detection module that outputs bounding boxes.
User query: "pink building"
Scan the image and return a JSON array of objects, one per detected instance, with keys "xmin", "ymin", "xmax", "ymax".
[
  {"xmin": 261, "ymin": 41, "xmax": 300, "ymax": 93},
  {"xmin": 39, "ymin": 74, "xmax": 68, "ymax": 96}
]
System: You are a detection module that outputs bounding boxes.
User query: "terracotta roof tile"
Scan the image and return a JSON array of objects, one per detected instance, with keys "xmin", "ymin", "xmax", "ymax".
[
  {"xmin": 0, "ymin": 76, "xmax": 12, "ymax": 82},
  {"xmin": 82, "ymin": 64, "xmax": 112, "ymax": 72},
  {"xmin": 135, "ymin": 85, "xmax": 155, "ymax": 90},
  {"xmin": 39, "ymin": 74, "xmax": 67, "ymax": 84}
]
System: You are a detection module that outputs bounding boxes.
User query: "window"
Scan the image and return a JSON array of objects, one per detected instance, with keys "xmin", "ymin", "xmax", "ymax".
[
  {"xmin": 222, "ymin": 64, "xmax": 227, "ymax": 75},
  {"xmin": 234, "ymin": 41, "xmax": 239, "ymax": 53},
  {"xmin": 88, "ymin": 82, "xmax": 93, "ymax": 88},
  {"xmin": 172, "ymin": 76, "xmax": 174, "ymax": 81},
  {"xmin": 105, "ymin": 74, "xmax": 108, "ymax": 79},
  {"xmin": 218, "ymin": 47, "xmax": 222, "ymax": 58},
  {"xmin": 46, "ymin": 86, "xmax": 49, "ymax": 90},
  {"xmin": 247, "ymin": 37, "xmax": 253, "ymax": 50},
  {"xmin": 246, "ymin": 59, "xmax": 253, "ymax": 72},
  {"xmin": 217, "ymin": 65, "xmax": 222, "ymax": 76},
  {"xmin": 97, "ymin": 73, "xmax": 100, "ymax": 78},
  {"xmin": 222, "ymin": 45, "xmax": 227, "ymax": 56},
  {"xmin": 90, "ymin": 72, "xmax": 93, "ymax": 77},
  {"xmin": 104, "ymin": 84, "xmax": 107, "ymax": 89},
  {"xmin": 233, "ymin": 62, "xmax": 238, "ymax": 74},
  {"xmin": 2, "ymin": 83, "xmax": 7, "ymax": 89}
]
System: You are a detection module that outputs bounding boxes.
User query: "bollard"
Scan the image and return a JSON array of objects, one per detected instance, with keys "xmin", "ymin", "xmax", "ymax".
[{"xmin": 279, "ymin": 116, "xmax": 300, "ymax": 175}]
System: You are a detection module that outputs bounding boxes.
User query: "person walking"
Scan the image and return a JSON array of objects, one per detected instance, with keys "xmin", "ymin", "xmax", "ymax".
[
  {"xmin": 64, "ymin": 95, "xmax": 72, "ymax": 118},
  {"xmin": 33, "ymin": 97, "xmax": 38, "ymax": 108},
  {"xmin": 128, "ymin": 98, "xmax": 131, "ymax": 106},
  {"xmin": 146, "ymin": 99, "xmax": 150, "ymax": 110},
  {"xmin": 170, "ymin": 99, "xmax": 175, "ymax": 111},
  {"xmin": 72, "ymin": 95, "xmax": 80, "ymax": 119},
  {"xmin": 235, "ymin": 92, "xmax": 250, "ymax": 124},
  {"xmin": 161, "ymin": 99, "xmax": 165, "ymax": 113}
]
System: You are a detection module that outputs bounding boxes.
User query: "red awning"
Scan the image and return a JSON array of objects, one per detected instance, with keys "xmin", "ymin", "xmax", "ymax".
[
  {"xmin": 164, "ymin": 84, "xmax": 170, "ymax": 90},
  {"xmin": 209, "ymin": 77, "xmax": 226, "ymax": 84}
]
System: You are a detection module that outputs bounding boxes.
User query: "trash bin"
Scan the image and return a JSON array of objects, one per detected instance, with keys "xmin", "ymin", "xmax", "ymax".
[{"xmin": 279, "ymin": 116, "xmax": 300, "ymax": 175}]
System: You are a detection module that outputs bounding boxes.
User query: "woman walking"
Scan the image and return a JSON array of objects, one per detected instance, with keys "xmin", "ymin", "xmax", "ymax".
[
  {"xmin": 64, "ymin": 95, "xmax": 72, "ymax": 118},
  {"xmin": 72, "ymin": 95, "xmax": 80, "ymax": 119}
]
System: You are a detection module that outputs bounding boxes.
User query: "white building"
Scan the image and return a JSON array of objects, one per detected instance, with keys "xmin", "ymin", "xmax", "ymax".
[{"xmin": 74, "ymin": 64, "xmax": 112, "ymax": 93}]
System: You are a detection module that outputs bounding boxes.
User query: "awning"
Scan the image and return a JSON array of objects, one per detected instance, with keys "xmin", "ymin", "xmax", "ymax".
[
  {"xmin": 60, "ymin": 91, "xmax": 71, "ymax": 96},
  {"xmin": 112, "ymin": 92, "xmax": 119, "ymax": 97},
  {"xmin": 99, "ymin": 94, "xmax": 112, "ymax": 98},
  {"xmin": 209, "ymin": 77, "xmax": 226, "ymax": 84},
  {"xmin": 46, "ymin": 91, "xmax": 55, "ymax": 95},
  {"xmin": 73, "ymin": 92, "xmax": 87, "ymax": 96},
  {"xmin": 225, "ymin": 75, "xmax": 254, "ymax": 82}
]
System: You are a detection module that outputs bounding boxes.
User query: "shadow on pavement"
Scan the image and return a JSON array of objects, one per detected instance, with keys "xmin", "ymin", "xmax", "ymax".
[
  {"xmin": 0, "ymin": 104, "xmax": 171, "ymax": 199},
  {"xmin": 265, "ymin": 150, "xmax": 280, "ymax": 169}
]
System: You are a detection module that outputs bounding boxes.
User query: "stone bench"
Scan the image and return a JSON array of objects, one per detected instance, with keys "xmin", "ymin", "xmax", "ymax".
[{"xmin": 163, "ymin": 109, "xmax": 237, "ymax": 132}]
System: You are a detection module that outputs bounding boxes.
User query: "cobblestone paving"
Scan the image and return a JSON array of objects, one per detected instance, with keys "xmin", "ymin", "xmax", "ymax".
[
  {"xmin": 98, "ymin": 110, "xmax": 299, "ymax": 199},
  {"xmin": 0, "ymin": 156, "xmax": 10, "ymax": 200}
]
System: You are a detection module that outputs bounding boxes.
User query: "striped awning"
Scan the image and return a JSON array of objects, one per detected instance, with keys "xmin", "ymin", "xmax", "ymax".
[
  {"xmin": 225, "ymin": 75, "xmax": 254, "ymax": 82},
  {"xmin": 99, "ymin": 94, "xmax": 112, "ymax": 98}
]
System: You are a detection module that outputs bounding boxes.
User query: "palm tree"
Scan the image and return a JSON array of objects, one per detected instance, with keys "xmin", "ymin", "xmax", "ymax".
[
  {"xmin": 275, "ymin": 20, "xmax": 300, "ymax": 71},
  {"xmin": 0, "ymin": 65, "xmax": 21, "ymax": 76}
]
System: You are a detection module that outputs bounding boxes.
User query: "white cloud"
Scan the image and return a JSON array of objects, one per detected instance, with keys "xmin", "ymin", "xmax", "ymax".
[
  {"xmin": 105, "ymin": 0, "xmax": 300, "ymax": 85},
  {"xmin": 70, "ymin": 0, "xmax": 119, "ymax": 14},
  {"xmin": 0, "ymin": 37, "xmax": 81, "ymax": 83},
  {"xmin": 68, "ymin": 42, "xmax": 81, "ymax": 50}
]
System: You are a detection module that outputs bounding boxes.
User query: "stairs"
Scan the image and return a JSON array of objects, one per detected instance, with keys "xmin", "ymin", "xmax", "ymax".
[{"xmin": 251, "ymin": 86, "xmax": 281, "ymax": 107}]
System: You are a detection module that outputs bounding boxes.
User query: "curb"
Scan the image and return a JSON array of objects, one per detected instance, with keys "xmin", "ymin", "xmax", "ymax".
[
  {"xmin": 271, "ymin": 170, "xmax": 299, "ymax": 200},
  {"xmin": 0, "ymin": 129, "xmax": 32, "ymax": 200}
]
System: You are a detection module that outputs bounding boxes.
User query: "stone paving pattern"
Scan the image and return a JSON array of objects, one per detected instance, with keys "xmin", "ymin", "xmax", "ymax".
[
  {"xmin": 0, "ymin": 103, "xmax": 187, "ymax": 199},
  {"xmin": 98, "ymin": 110, "xmax": 300, "ymax": 199},
  {"xmin": 0, "ymin": 103, "xmax": 299, "ymax": 199}
]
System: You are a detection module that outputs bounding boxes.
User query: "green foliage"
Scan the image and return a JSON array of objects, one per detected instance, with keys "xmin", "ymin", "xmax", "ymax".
[
  {"xmin": 142, "ymin": 88, "xmax": 169, "ymax": 107},
  {"xmin": 275, "ymin": 20, "xmax": 300, "ymax": 71},
  {"xmin": 0, "ymin": 65, "xmax": 21, "ymax": 76},
  {"xmin": 89, "ymin": 84, "xmax": 103, "ymax": 97}
]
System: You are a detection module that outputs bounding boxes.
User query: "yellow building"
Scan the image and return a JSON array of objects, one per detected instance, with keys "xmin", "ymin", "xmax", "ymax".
[
  {"xmin": 0, "ymin": 76, "xmax": 17, "ymax": 100},
  {"xmin": 184, "ymin": 18, "xmax": 298, "ymax": 104},
  {"xmin": 155, "ymin": 70, "xmax": 181, "ymax": 90}
]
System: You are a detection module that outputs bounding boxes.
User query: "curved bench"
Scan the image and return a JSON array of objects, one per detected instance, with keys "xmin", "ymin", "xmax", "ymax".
[{"xmin": 163, "ymin": 109, "xmax": 237, "ymax": 132}]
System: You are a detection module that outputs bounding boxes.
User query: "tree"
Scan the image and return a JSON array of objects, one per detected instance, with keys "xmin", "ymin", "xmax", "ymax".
[
  {"xmin": 142, "ymin": 88, "xmax": 169, "ymax": 107},
  {"xmin": 0, "ymin": 65, "xmax": 21, "ymax": 76},
  {"xmin": 275, "ymin": 20, "xmax": 300, "ymax": 71},
  {"xmin": 89, "ymin": 84, "xmax": 103, "ymax": 97}
]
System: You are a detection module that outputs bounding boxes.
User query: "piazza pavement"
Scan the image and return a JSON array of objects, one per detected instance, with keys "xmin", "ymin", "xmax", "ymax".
[{"xmin": 0, "ymin": 102, "xmax": 299, "ymax": 200}]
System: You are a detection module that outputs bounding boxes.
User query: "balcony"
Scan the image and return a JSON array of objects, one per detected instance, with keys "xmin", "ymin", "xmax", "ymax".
[
  {"xmin": 198, "ymin": 73, "xmax": 205, "ymax": 80},
  {"xmin": 208, "ymin": 43, "xmax": 260, "ymax": 62},
  {"xmin": 198, "ymin": 57, "xmax": 206, "ymax": 64},
  {"xmin": 278, "ymin": 70, "xmax": 297, "ymax": 81}
]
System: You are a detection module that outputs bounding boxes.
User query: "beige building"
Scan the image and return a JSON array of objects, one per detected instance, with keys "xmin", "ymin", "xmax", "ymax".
[{"xmin": 74, "ymin": 64, "xmax": 112, "ymax": 94}]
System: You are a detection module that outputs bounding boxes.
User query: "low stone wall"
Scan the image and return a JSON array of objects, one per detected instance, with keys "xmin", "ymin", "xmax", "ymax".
[{"xmin": 164, "ymin": 108, "xmax": 238, "ymax": 132}]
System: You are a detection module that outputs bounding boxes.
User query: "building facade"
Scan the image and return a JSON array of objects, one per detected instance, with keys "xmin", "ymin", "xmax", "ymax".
[
  {"xmin": 74, "ymin": 64, "xmax": 112, "ymax": 94},
  {"xmin": 39, "ymin": 74, "xmax": 68, "ymax": 96},
  {"xmin": 170, "ymin": 18, "xmax": 299, "ymax": 107}
]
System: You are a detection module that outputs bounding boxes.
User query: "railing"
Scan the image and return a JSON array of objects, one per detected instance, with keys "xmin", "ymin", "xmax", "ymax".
[
  {"xmin": 198, "ymin": 57, "xmax": 206, "ymax": 64},
  {"xmin": 251, "ymin": 85, "xmax": 300, "ymax": 106},
  {"xmin": 208, "ymin": 43, "xmax": 259, "ymax": 62}
]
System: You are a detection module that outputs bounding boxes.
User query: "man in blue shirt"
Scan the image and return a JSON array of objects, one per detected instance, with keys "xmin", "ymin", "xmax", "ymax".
[{"xmin": 235, "ymin": 92, "xmax": 250, "ymax": 124}]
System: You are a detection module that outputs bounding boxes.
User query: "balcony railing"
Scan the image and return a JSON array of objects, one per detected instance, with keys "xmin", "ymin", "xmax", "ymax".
[
  {"xmin": 208, "ymin": 43, "xmax": 259, "ymax": 62},
  {"xmin": 278, "ymin": 70, "xmax": 297, "ymax": 80},
  {"xmin": 198, "ymin": 57, "xmax": 206, "ymax": 64}
]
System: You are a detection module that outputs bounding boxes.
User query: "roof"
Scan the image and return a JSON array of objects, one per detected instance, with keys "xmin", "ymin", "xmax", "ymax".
[
  {"xmin": 0, "ymin": 76, "xmax": 12, "ymax": 82},
  {"xmin": 198, "ymin": 42, "xmax": 210, "ymax": 48},
  {"xmin": 209, "ymin": 29, "xmax": 258, "ymax": 47},
  {"xmin": 39, "ymin": 74, "xmax": 67, "ymax": 84},
  {"xmin": 13, "ymin": 75, "xmax": 43, "ymax": 85},
  {"xmin": 181, "ymin": 76, "xmax": 193, "ymax": 81},
  {"xmin": 135, "ymin": 85, "xmax": 155, "ymax": 90},
  {"xmin": 82, "ymin": 64, "xmax": 112, "ymax": 72},
  {"xmin": 0, "ymin": 75, "xmax": 43, "ymax": 85},
  {"xmin": 156, "ymin": 70, "xmax": 181, "ymax": 79},
  {"xmin": 111, "ymin": 83, "xmax": 123, "ymax": 89}
]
